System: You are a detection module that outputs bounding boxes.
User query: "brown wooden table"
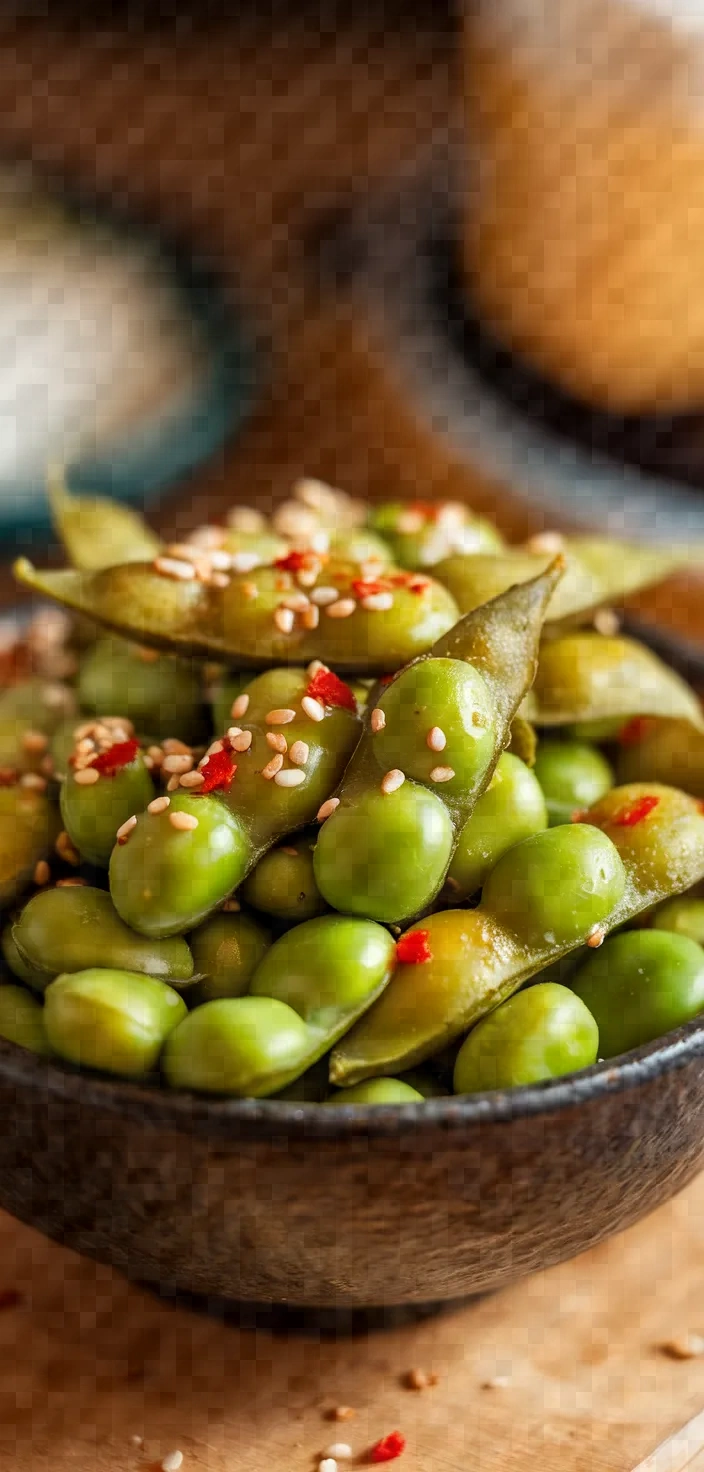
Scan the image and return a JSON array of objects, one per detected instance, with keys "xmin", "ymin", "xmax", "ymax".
[{"xmin": 0, "ymin": 9, "xmax": 702, "ymax": 1470}]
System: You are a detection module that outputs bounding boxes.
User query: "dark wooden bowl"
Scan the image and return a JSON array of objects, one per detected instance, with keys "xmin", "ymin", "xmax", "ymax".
[{"xmin": 1, "ymin": 1020, "xmax": 703, "ymax": 1309}]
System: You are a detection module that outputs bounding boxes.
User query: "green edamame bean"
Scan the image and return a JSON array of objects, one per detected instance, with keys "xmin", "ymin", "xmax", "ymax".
[
  {"xmin": 209, "ymin": 672, "xmax": 251, "ymax": 737},
  {"xmin": 330, "ymin": 528, "xmax": 393, "ymax": 565},
  {"xmin": 526, "ymin": 633, "xmax": 703, "ymax": 731},
  {"xmin": 373, "ymin": 657, "xmax": 497, "ymax": 795},
  {"xmin": 0, "ymin": 785, "xmax": 60, "ymax": 910},
  {"xmin": 188, "ymin": 910, "xmax": 271, "ymax": 1002},
  {"xmin": 110, "ymin": 795, "xmax": 252, "ymax": 938},
  {"xmin": 586, "ymin": 783, "xmax": 704, "ymax": 893},
  {"xmin": 220, "ymin": 527, "xmax": 287, "ymax": 563},
  {"xmin": 571, "ymin": 930, "xmax": 704, "ymax": 1057},
  {"xmin": 250, "ymin": 914, "xmax": 396, "ymax": 1022},
  {"xmin": 533, "ymin": 739, "xmax": 614, "ymax": 826},
  {"xmin": 652, "ymin": 897, "xmax": 704, "ymax": 946},
  {"xmin": 241, "ymin": 833, "xmax": 325, "ymax": 923},
  {"xmin": 0, "ymin": 677, "xmax": 76, "ymax": 772},
  {"xmin": 481, "ymin": 825, "xmax": 627, "ymax": 948},
  {"xmin": 447, "ymin": 752, "xmax": 548, "ymax": 900},
  {"xmin": 49, "ymin": 474, "xmax": 161, "ymax": 570},
  {"xmin": 45, "ymin": 968, "xmax": 187, "ymax": 1077},
  {"xmin": 50, "ymin": 717, "xmax": 81, "ymax": 780},
  {"xmin": 162, "ymin": 996, "xmax": 310, "ymax": 1095},
  {"xmin": 314, "ymin": 782, "xmax": 454, "ymax": 924},
  {"xmin": 0, "ymin": 984, "xmax": 51, "ymax": 1055},
  {"xmin": 78, "ymin": 637, "xmax": 207, "ymax": 745},
  {"xmin": 452, "ymin": 982, "xmax": 599, "ymax": 1094},
  {"xmin": 60, "ymin": 752, "xmax": 155, "ymax": 868},
  {"xmin": 10, "ymin": 886, "xmax": 195, "ymax": 992},
  {"xmin": 1, "ymin": 923, "xmax": 42, "ymax": 988},
  {"xmin": 325, "ymin": 1077, "xmax": 424, "ymax": 1104},
  {"xmin": 369, "ymin": 502, "xmax": 503, "ymax": 571}
]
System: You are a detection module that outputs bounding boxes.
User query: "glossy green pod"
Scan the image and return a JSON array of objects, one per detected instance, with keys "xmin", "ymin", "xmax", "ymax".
[
  {"xmin": 0, "ymin": 984, "xmax": 51, "ymax": 1055},
  {"xmin": 162, "ymin": 995, "xmax": 311, "ymax": 1096},
  {"xmin": 9, "ymin": 886, "xmax": 195, "ymax": 992},
  {"xmin": 522, "ymin": 633, "xmax": 704, "ymax": 732},
  {"xmin": 446, "ymin": 752, "xmax": 548, "ymax": 901},
  {"xmin": 330, "ymin": 782, "xmax": 704, "ymax": 1083},
  {"xmin": 45, "ymin": 967, "xmax": 187, "ymax": 1077},
  {"xmin": 188, "ymin": 910, "xmax": 271, "ymax": 1003},
  {"xmin": 60, "ymin": 752, "xmax": 155, "ymax": 868},
  {"xmin": 325, "ymin": 1077, "xmax": 424, "ymax": 1105},
  {"xmin": 78, "ymin": 637, "xmax": 207, "ymax": 745},
  {"xmin": 49, "ymin": 473, "xmax": 160, "ymax": 570},
  {"xmin": 315, "ymin": 560, "xmax": 564, "ymax": 925},
  {"xmin": 0, "ymin": 784, "xmax": 60, "ymax": 910}
]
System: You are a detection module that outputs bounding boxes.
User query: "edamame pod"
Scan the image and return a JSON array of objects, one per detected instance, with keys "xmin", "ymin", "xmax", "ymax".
[
  {"xmin": 615, "ymin": 718, "xmax": 704, "ymax": 799},
  {"xmin": 8, "ymin": 886, "xmax": 195, "ymax": 992},
  {"xmin": 571, "ymin": 930, "xmax": 704, "ymax": 1057},
  {"xmin": 330, "ymin": 782, "xmax": 704, "ymax": 1082},
  {"xmin": 652, "ymin": 896, "xmax": 704, "ymax": 945},
  {"xmin": 445, "ymin": 752, "xmax": 548, "ymax": 901},
  {"xmin": 0, "ymin": 677, "xmax": 76, "ymax": 773},
  {"xmin": 533, "ymin": 739, "xmax": 615, "ymax": 826},
  {"xmin": 369, "ymin": 500, "xmax": 504, "ymax": 570},
  {"xmin": 49, "ymin": 473, "xmax": 160, "ymax": 570},
  {"xmin": 315, "ymin": 561, "xmax": 564, "ymax": 925},
  {"xmin": 78, "ymin": 637, "xmax": 207, "ymax": 746},
  {"xmin": 14, "ymin": 554, "xmax": 459, "ymax": 674},
  {"xmin": 0, "ymin": 984, "xmax": 51, "ymax": 1055},
  {"xmin": 325, "ymin": 1077, "xmax": 424, "ymax": 1105},
  {"xmin": 61, "ymin": 753, "xmax": 155, "ymax": 869},
  {"xmin": 453, "ymin": 983, "xmax": 599, "ymax": 1093},
  {"xmin": 522, "ymin": 633, "xmax": 704, "ymax": 732},
  {"xmin": 0, "ymin": 782, "xmax": 60, "ymax": 910},
  {"xmin": 45, "ymin": 968, "xmax": 187, "ymax": 1077},
  {"xmin": 241, "ymin": 832, "xmax": 325, "ymax": 923}
]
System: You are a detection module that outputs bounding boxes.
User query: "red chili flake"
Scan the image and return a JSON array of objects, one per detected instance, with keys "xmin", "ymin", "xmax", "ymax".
[
  {"xmin": 618, "ymin": 716, "xmax": 657, "ymax": 747},
  {"xmin": 199, "ymin": 742, "xmax": 237, "ymax": 794},
  {"xmin": 306, "ymin": 668, "xmax": 357, "ymax": 712},
  {"xmin": 610, "ymin": 795, "xmax": 661, "ymax": 827},
  {"xmin": 0, "ymin": 767, "xmax": 18, "ymax": 787},
  {"xmin": 91, "ymin": 739, "xmax": 140, "ymax": 777},
  {"xmin": 370, "ymin": 1431, "xmax": 406, "ymax": 1463},
  {"xmin": 351, "ymin": 578, "xmax": 393, "ymax": 599},
  {"xmin": 274, "ymin": 550, "xmax": 311, "ymax": 574},
  {"xmin": 379, "ymin": 674, "xmax": 396, "ymax": 687},
  {"xmin": 395, "ymin": 930, "xmax": 433, "ymax": 965},
  {"xmin": 408, "ymin": 500, "xmax": 437, "ymax": 519},
  {"xmin": 387, "ymin": 572, "xmax": 429, "ymax": 595}
]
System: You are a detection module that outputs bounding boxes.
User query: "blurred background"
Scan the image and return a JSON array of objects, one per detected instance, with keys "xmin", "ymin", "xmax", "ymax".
[{"xmin": 0, "ymin": 0, "xmax": 703, "ymax": 642}]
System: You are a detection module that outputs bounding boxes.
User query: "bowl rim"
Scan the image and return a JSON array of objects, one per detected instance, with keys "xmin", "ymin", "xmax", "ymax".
[{"xmin": 2, "ymin": 1014, "xmax": 704, "ymax": 1141}]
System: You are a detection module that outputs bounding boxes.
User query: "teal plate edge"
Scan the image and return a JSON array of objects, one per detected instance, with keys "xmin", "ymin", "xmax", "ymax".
[{"xmin": 2, "ymin": 158, "xmax": 261, "ymax": 548}]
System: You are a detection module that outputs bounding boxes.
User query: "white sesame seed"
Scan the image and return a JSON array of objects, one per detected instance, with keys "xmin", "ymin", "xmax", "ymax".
[
  {"xmin": 230, "ymin": 730, "xmax": 253, "ymax": 753},
  {"xmin": 162, "ymin": 754, "xmax": 194, "ymax": 775},
  {"xmin": 311, "ymin": 586, "xmax": 340, "ymax": 607},
  {"xmin": 427, "ymin": 726, "xmax": 447, "ymax": 752},
  {"xmin": 261, "ymin": 754, "xmax": 284, "ymax": 779},
  {"xmin": 280, "ymin": 593, "xmax": 311, "ymax": 613},
  {"xmin": 301, "ymin": 604, "xmax": 320, "ymax": 630},
  {"xmin": 361, "ymin": 592, "xmax": 393, "ymax": 612},
  {"xmin": 274, "ymin": 606, "xmax": 296, "ymax": 635},
  {"xmin": 397, "ymin": 509, "xmax": 425, "ymax": 534},
  {"xmin": 370, "ymin": 708, "xmax": 386, "ymax": 733},
  {"xmin": 209, "ymin": 572, "xmax": 231, "ymax": 590},
  {"xmin": 525, "ymin": 530, "xmax": 566, "ymax": 555},
  {"xmin": 210, "ymin": 549, "xmax": 233, "ymax": 572},
  {"xmin": 274, "ymin": 768, "xmax": 306, "ymax": 787},
  {"xmin": 231, "ymin": 551, "xmax": 261, "ymax": 574},
  {"xmin": 21, "ymin": 729, "xmax": 48, "ymax": 755},
  {"xmin": 180, "ymin": 770, "xmax": 206, "ymax": 789},
  {"xmin": 148, "ymin": 796, "xmax": 171, "ymax": 814},
  {"xmin": 116, "ymin": 815, "xmax": 138, "ymax": 842},
  {"xmin": 203, "ymin": 741, "xmax": 224, "ymax": 759},
  {"xmin": 309, "ymin": 528, "xmax": 331, "ymax": 554},
  {"xmin": 147, "ymin": 745, "xmax": 165, "ymax": 766},
  {"xmin": 227, "ymin": 505, "xmax": 265, "ymax": 533},
  {"xmin": 161, "ymin": 1454, "xmax": 184, "ymax": 1472},
  {"xmin": 325, "ymin": 598, "xmax": 356, "ymax": 619},
  {"xmin": 266, "ymin": 708, "xmax": 297, "ymax": 726},
  {"xmin": 188, "ymin": 524, "xmax": 226, "ymax": 550},
  {"xmin": 164, "ymin": 542, "xmax": 202, "ymax": 564},
  {"xmin": 302, "ymin": 696, "xmax": 325, "ymax": 723},
  {"xmin": 226, "ymin": 726, "xmax": 242, "ymax": 739},
  {"xmin": 381, "ymin": 769, "xmax": 405, "ymax": 794},
  {"xmin": 272, "ymin": 500, "xmax": 320, "ymax": 539},
  {"xmin": 317, "ymin": 797, "xmax": 340, "ymax": 821},
  {"xmin": 33, "ymin": 860, "xmax": 50, "ymax": 886},
  {"xmin": 319, "ymin": 1460, "xmax": 337, "ymax": 1472},
  {"xmin": 242, "ymin": 580, "xmax": 258, "ymax": 600},
  {"xmin": 154, "ymin": 556, "xmax": 197, "ymax": 582},
  {"xmin": 231, "ymin": 693, "xmax": 250, "ymax": 719},
  {"xmin": 19, "ymin": 772, "xmax": 47, "ymax": 792},
  {"xmin": 266, "ymin": 732, "xmax": 288, "ymax": 754},
  {"xmin": 324, "ymin": 1445, "xmax": 353, "ymax": 1461},
  {"xmin": 429, "ymin": 765, "xmax": 455, "ymax": 783},
  {"xmin": 169, "ymin": 811, "xmax": 199, "ymax": 832},
  {"xmin": 295, "ymin": 476, "xmax": 340, "ymax": 514},
  {"xmin": 307, "ymin": 660, "xmax": 328, "ymax": 678},
  {"xmin": 593, "ymin": 608, "xmax": 620, "ymax": 637},
  {"xmin": 56, "ymin": 831, "xmax": 80, "ymax": 865},
  {"xmin": 166, "ymin": 776, "xmax": 181, "ymax": 792},
  {"xmin": 74, "ymin": 766, "xmax": 99, "ymax": 786},
  {"xmin": 162, "ymin": 739, "xmax": 192, "ymax": 756},
  {"xmin": 289, "ymin": 741, "xmax": 309, "ymax": 766}
]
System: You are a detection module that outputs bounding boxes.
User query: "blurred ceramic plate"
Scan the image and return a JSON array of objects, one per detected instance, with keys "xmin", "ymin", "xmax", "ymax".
[{"xmin": 0, "ymin": 159, "xmax": 257, "ymax": 545}]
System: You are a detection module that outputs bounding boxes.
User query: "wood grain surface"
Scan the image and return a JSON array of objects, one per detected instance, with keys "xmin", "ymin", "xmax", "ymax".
[{"xmin": 0, "ymin": 6, "xmax": 702, "ymax": 1470}]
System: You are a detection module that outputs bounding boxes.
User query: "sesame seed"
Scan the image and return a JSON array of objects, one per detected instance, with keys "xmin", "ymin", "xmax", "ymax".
[
  {"xmin": 231, "ymin": 551, "xmax": 261, "ymax": 574},
  {"xmin": 526, "ymin": 530, "xmax": 566, "ymax": 555},
  {"xmin": 166, "ymin": 776, "xmax": 181, "ymax": 793},
  {"xmin": 227, "ymin": 505, "xmax": 265, "ymax": 533},
  {"xmin": 242, "ymin": 581, "xmax": 258, "ymax": 600},
  {"xmin": 230, "ymin": 730, "xmax": 253, "ymax": 753},
  {"xmin": 280, "ymin": 846, "xmax": 299, "ymax": 857},
  {"xmin": 222, "ymin": 897, "xmax": 241, "ymax": 912},
  {"xmin": 586, "ymin": 927, "xmax": 606, "ymax": 948},
  {"xmin": 56, "ymin": 877, "xmax": 87, "ymax": 888},
  {"xmin": 188, "ymin": 525, "xmax": 226, "ymax": 550},
  {"xmin": 180, "ymin": 770, "xmax": 206, "ymax": 789},
  {"xmin": 209, "ymin": 549, "xmax": 233, "ymax": 572},
  {"xmin": 274, "ymin": 606, "xmax": 296, "ymax": 635},
  {"xmin": 381, "ymin": 769, "xmax": 405, "ymax": 794},
  {"xmin": 370, "ymin": 707, "xmax": 386, "ymax": 733},
  {"xmin": 147, "ymin": 746, "xmax": 165, "ymax": 766},
  {"xmin": 169, "ymin": 811, "xmax": 199, "ymax": 832},
  {"xmin": 261, "ymin": 754, "xmax": 284, "ymax": 779},
  {"xmin": 325, "ymin": 598, "xmax": 356, "ymax": 619},
  {"xmin": 21, "ymin": 729, "xmax": 48, "ymax": 755},
  {"xmin": 289, "ymin": 741, "xmax": 309, "ymax": 766},
  {"xmin": 56, "ymin": 831, "xmax": 80, "ymax": 866},
  {"xmin": 317, "ymin": 797, "xmax": 340, "ymax": 821},
  {"xmin": 307, "ymin": 659, "xmax": 328, "ymax": 677},
  {"xmin": 429, "ymin": 765, "xmax": 455, "ymax": 783},
  {"xmin": 19, "ymin": 772, "xmax": 47, "ymax": 792},
  {"xmin": 203, "ymin": 740, "xmax": 224, "ymax": 759},
  {"xmin": 148, "ymin": 796, "xmax": 171, "ymax": 814},
  {"xmin": 324, "ymin": 1445, "xmax": 353, "ymax": 1460},
  {"xmin": 274, "ymin": 769, "xmax": 306, "ymax": 787},
  {"xmin": 311, "ymin": 586, "xmax": 340, "ymax": 607},
  {"xmin": 116, "ymin": 815, "xmax": 138, "ymax": 843},
  {"xmin": 272, "ymin": 500, "xmax": 321, "ymax": 539},
  {"xmin": 154, "ymin": 556, "xmax": 197, "ymax": 582},
  {"xmin": 397, "ymin": 509, "xmax": 425, "ymax": 534},
  {"xmin": 33, "ymin": 860, "xmax": 50, "ymax": 886},
  {"xmin": 226, "ymin": 726, "xmax": 242, "ymax": 739},
  {"xmin": 266, "ymin": 708, "xmax": 297, "ymax": 726},
  {"xmin": 301, "ymin": 604, "xmax": 320, "ymax": 630},
  {"xmin": 329, "ymin": 1407, "xmax": 355, "ymax": 1422},
  {"xmin": 209, "ymin": 572, "xmax": 231, "ymax": 590},
  {"xmin": 302, "ymin": 696, "xmax": 325, "ymax": 723},
  {"xmin": 162, "ymin": 739, "xmax": 192, "ymax": 756},
  {"xmin": 405, "ymin": 1368, "xmax": 439, "ymax": 1391},
  {"xmin": 161, "ymin": 1454, "xmax": 184, "ymax": 1472},
  {"xmin": 319, "ymin": 1460, "xmax": 337, "ymax": 1472},
  {"xmin": 162, "ymin": 754, "xmax": 194, "ymax": 775},
  {"xmin": 231, "ymin": 693, "xmax": 250, "ymax": 719},
  {"xmin": 74, "ymin": 767, "xmax": 99, "ymax": 786},
  {"xmin": 427, "ymin": 727, "xmax": 447, "ymax": 752},
  {"xmin": 266, "ymin": 732, "xmax": 288, "ymax": 754},
  {"xmin": 361, "ymin": 592, "xmax": 393, "ymax": 612},
  {"xmin": 280, "ymin": 593, "xmax": 311, "ymax": 613},
  {"xmin": 594, "ymin": 608, "xmax": 620, "ymax": 637}
]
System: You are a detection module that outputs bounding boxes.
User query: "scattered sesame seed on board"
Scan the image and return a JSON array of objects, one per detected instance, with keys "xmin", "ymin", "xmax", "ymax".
[
  {"xmin": 324, "ymin": 1444, "xmax": 352, "ymax": 1460},
  {"xmin": 429, "ymin": 765, "xmax": 455, "ymax": 783},
  {"xmin": 19, "ymin": 773, "xmax": 47, "ymax": 791},
  {"xmin": 661, "ymin": 1334, "xmax": 704, "ymax": 1360},
  {"xmin": 162, "ymin": 754, "xmax": 194, "ymax": 775},
  {"xmin": 427, "ymin": 727, "xmax": 446, "ymax": 752},
  {"xmin": 586, "ymin": 927, "xmax": 606, "ymax": 949},
  {"xmin": 302, "ymin": 604, "xmax": 320, "ymax": 629},
  {"xmin": 302, "ymin": 696, "xmax": 325, "ymax": 723},
  {"xmin": 328, "ymin": 1407, "xmax": 356, "ymax": 1422},
  {"xmin": 166, "ymin": 776, "xmax": 181, "ymax": 793},
  {"xmin": 370, "ymin": 708, "xmax": 386, "ymax": 733},
  {"xmin": 381, "ymin": 769, "xmax": 405, "ymax": 794},
  {"xmin": 317, "ymin": 797, "xmax": 340, "ymax": 821},
  {"xmin": 179, "ymin": 770, "xmax": 206, "ymax": 789},
  {"xmin": 162, "ymin": 739, "xmax": 192, "ymax": 756},
  {"xmin": 405, "ymin": 1368, "xmax": 438, "ymax": 1391},
  {"xmin": 274, "ymin": 768, "xmax": 306, "ymax": 787},
  {"xmin": 160, "ymin": 1453, "xmax": 184, "ymax": 1472},
  {"xmin": 169, "ymin": 811, "xmax": 199, "ymax": 832},
  {"xmin": 319, "ymin": 1460, "xmax": 337, "ymax": 1472},
  {"xmin": 311, "ymin": 586, "xmax": 340, "ymax": 607}
]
